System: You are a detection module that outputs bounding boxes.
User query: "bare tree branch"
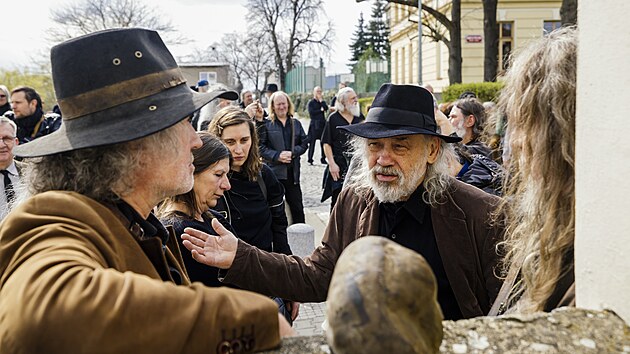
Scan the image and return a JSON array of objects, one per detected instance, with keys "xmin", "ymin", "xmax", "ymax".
[{"xmin": 48, "ymin": 0, "xmax": 185, "ymax": 45}]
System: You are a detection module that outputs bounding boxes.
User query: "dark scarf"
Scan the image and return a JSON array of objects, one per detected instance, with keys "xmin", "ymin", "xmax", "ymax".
[{"xmin": 15, "ymin": 108, "xmax": 44, "ymax": 143}]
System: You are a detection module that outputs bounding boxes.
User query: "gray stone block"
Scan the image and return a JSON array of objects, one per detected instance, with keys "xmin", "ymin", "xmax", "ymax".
[{"xmin": 287, "ymin": 223, "xmax": 315, "ymax": 258}]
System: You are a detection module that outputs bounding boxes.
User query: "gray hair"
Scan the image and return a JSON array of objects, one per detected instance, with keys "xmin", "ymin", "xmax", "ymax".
[
  {"xmin": 334, "ymin": 87, "xmax": 356, "ymax": 113},
  {"xmin": 345, "ymin": 135, "xmax": 455, "ymax": 207},
  {"xmin": 0, "ymin": 117, "xmax": 17, "ymax": 136},
  {"xmin": 0, "ymin": 85, "xmax": 10, "ymax": 104},
  {"xmin": 22, "ymin": 125, "xmax": 179, "ymax": 203}
]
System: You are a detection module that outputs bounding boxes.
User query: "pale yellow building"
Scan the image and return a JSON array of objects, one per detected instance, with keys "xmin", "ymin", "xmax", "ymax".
[{"xmin": 389, "ymin": 0, "xmax": 562, "ymax": 93}]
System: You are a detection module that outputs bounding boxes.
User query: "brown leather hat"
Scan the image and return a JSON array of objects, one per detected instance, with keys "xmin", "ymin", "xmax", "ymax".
[{"xmin": 14, "ymin": 28, "xmax": 237, "ymax": 157}]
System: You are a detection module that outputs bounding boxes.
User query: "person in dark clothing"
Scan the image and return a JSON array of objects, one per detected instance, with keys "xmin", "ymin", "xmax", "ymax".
[
  {"xmin": 259, "ymin": 91, "xmax": 308, "ymax": 224},
  {"xmin": 452, "ymin": 143, "xmax": 504, "ymax": 196},
  {"xmin": 157, "ymin": 132, "xmax": 233, "ymax": 287},
  {"xmin": 208, "ymin": 106, "xmax": 298, "ymax": 323},
  {"xmin": 306, "ymin": 86, "xmax": 328, "ymax": 165},
  {"xmin": 447, "ymin": 97, "xmax": 492, "ymax": 157},
  {"xmin": 321, "ymin": 87, "xmax": 364, "ymax": 209},
  {"xmin": 0, "ymin": 85, "xmax": 11, "ymax": 116},
  {"xmin": 208, "ymin": 107, "xmax": 291, "ymax": 254},
  {"xmin": 9, "ymin": 86, "xmax": 61, "ymax": 144}
]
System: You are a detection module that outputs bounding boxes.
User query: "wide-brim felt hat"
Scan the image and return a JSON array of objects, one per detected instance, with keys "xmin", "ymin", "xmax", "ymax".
[
  {"xmin": 339, "ymin": 84, "xmax": 461, "ymax": 143},
  {"xmin": 14, "ymin": 28, "xmax": 237, "ymax": 158}
]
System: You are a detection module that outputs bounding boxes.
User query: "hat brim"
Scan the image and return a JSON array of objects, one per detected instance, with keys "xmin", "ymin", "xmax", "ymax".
[
  {"xmin": 14, "ymin": 85, "xmax": 238, "ymax": 157},
  {"xmin": 338, "ymin": 122, "xmax": 462, "ymax": 143}
]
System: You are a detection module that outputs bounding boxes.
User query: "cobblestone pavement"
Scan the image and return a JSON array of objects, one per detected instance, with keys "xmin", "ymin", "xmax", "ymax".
[{"xmin": 292, "ymin": 116, "xmax": 330, "ymax": 336}]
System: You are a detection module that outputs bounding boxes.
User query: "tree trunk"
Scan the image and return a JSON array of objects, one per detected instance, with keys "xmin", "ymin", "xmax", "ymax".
[
  {"xmin": 561, "ymin": 0, "xmax": 578, "ymax": 26},
  {"xmin": 448, "ymin": 0, "xmax": 462, "ymax": 84},
  {"xmin": 483, "ymin": 0, "xmax": 498, "ymax": 82}
]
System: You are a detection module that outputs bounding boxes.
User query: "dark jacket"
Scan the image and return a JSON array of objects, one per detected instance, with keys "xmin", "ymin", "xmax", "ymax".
[
  {"xmin": 11, "ymin": 108, "xmax": 62, "ymax": 144},
  {"xmin": 259, "ymin": 116, "xmax": 308, "ymax": 182},
  {"xmin": 307, "ymin": 99, "xmax": 328, "ymax": 122},
  {"xmin": 222, "ymin": 178, "xmax": 504, "ymax": 319},
  {"xmin": 160, "ymin": 209, "xmax": 236, "ymax": 288},
  {"xmin": 457, "ymin": 154, "xmax": 504, "ymax": 196},
  {"xmin": 0, "ymin": 104, "xmax": 10, "ymax": 117},
  {"xmin": 465, "ymin": 137, "xmax": 493, "ymax": 158},
  {"xmin": 214, "ymin": 164, "xmax": 291, "ymax": 255}
]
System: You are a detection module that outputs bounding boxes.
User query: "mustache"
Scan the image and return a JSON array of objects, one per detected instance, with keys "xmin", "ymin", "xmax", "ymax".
[{"xmin": 371, "ymin": 165, "xmax": 402, "ymax": 178}]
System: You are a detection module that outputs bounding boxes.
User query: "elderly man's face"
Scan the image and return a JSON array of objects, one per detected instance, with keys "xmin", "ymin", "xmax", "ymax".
[
  {"xmin": 0, "ymin": 123, "xmax": 17, "ymax": 169},
  {"xmin": 366, "ymin": 134, "xmax": 440, "ymax": 203}
]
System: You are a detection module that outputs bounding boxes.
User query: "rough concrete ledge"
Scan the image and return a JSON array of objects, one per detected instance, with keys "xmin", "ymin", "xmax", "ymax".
[{"xmin": 263, "ymin": 308, "xmax": 630, "ymax": 353}]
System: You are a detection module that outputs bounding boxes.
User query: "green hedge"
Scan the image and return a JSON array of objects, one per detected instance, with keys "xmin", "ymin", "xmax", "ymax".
[
  {"xmin": 441, "ymin": 82, "xmax": 504, "ymax": 103},
  {"xmin": 358, "ymin": 97, "xmax": 375, "ymax": 117}
]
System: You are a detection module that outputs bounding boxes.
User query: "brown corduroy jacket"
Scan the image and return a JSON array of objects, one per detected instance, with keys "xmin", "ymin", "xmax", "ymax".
[
  {"xmin": 223, "ymin": 178, "xmax": 504, "ymax": 319},
  {"xmin": 0, "ymin": 191, "xmax": 280, "ymax": 353}
]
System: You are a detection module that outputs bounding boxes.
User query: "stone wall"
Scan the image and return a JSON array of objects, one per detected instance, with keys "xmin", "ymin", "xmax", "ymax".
[{"xmin": 263, "ymin": 308, "xmax": 630, "ymax": 353}]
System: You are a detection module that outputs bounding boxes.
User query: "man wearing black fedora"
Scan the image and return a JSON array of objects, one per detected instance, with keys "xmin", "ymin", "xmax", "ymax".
[
  {"xmin": 0, "ymin": 28, "xmax": 292, "ymax": 353},
  {"xmin": 182, "ymin": 84, "xmax": 504, "ymax": 321}
]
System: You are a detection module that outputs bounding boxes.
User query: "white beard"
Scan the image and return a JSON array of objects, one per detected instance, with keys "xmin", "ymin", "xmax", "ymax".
[
  {"xmin": 368, "ymin": 155, "xmax": 428, "ymax": 203},
  {"xmin": 347, "ymin": 102, "xmax": 360, "ymax": 117},
  {"xmin": 453, "ymin": 119, "xmax": 467, "ymax": 138}
]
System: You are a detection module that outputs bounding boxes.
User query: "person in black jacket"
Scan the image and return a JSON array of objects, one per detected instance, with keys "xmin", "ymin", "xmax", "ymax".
[
  {"xmin": 259, "ymin": 91, "xmax": 308, "ymax": 224},
  {"xmin": 208, "ymin": 106, "xmax": 292, "ymax": 255},
  {"xmin": 9, "ymin": 86, "xmax": 62, "ymax": 144},
  {"xmin": 157, "ymin": 132, "xmax": 233, "ymax": 287},
  {"xmin": 306, "ymin": 86, "xmax": 328, "ymax": 165},
  {"xmin": 208, "ymin": 106, "xmax": 298, "ymax": 323}
]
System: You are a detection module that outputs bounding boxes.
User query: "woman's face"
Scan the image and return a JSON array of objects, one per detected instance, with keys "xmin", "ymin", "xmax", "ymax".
[
  {"xmin": 194, "ymin": 158, "xmax": 231, "ymax": 210},
  {"xmin": 220, "ymin": 123, "xmax": 252, "ymax": 172}
]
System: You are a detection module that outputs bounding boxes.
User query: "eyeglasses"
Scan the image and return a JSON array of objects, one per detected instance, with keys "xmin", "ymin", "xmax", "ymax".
[{"xmin": 0, "ymin": 136, "xmax": 16, "ymax": 145}]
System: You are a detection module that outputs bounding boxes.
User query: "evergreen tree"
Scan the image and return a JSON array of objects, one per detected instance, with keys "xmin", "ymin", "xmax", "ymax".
[
  {"xmin": 349, "ymin": 12, "xmax": 369, "ymax": 63},
  {"xmin": 367, "ymin": 0, "xmax": 390, "ymax": 60}
]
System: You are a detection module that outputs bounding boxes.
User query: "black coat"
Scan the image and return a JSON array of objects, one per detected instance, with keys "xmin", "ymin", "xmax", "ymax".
[{"xmin": 259, "ymin": 116, "xmax": 308, "ymax": 182}]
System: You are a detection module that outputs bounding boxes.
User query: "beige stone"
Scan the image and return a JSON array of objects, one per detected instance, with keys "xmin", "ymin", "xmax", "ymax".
[{"xmin": 325, "ymin": 236, "xmax": 444, "ymax": 354}]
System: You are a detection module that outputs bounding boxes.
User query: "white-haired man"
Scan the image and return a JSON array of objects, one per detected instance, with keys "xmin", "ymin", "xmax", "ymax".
[
  {"xmin": 321, "ymin": 86, "xmax": 364, "ymax": 208},
  {"xmin": 182, "ymin": 84, "xmax": 504, "ymax": 321}
]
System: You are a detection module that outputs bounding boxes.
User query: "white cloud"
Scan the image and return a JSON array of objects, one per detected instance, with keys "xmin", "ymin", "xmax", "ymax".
[{"xmin": 0, "ymin": 0, "xmax": 373, "ymax": 76}]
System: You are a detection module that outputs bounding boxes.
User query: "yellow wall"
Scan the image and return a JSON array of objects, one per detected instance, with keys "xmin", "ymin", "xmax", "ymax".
[{"xmin": 389, "ymin": 0, "xmax": 561, "ymax": 92}]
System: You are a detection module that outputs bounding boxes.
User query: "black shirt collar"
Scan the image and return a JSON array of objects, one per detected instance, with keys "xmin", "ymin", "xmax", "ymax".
[
  {"xmin": 379, "ymin": 185, "xmax": 427, "ymax": 225},
  {"xmin": 116, "ymin": 200, "xmax": 169, "ymax": 246}
]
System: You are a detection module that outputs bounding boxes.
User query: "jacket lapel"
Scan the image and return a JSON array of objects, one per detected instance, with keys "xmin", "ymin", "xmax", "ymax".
[{"xmin": 432, "ymin": 191, "xmax": 481, "ymax": 317}]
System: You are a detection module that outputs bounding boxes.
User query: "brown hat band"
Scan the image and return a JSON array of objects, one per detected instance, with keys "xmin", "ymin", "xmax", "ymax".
[{"xmin": 58, "ymin": 67, "xmax": 186, "ymax": 120}]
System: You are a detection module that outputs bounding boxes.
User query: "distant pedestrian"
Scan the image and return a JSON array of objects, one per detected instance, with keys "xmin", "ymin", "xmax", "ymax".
[
  {"xmin": 9, "ymin": 86, "xmax": 61, "ymax": 144},
  {"xmin": 260, "ymin": 91, "xmax": 308, "ymax": 224},
  {"xmin": 321, "ymin": 87, "xmax": 364, "ymax": 209},
  {"xmin": 0, "ymin": 85, "xmax": 11, "ymax": 116},
  {"xmin": 306, "ymin": 86, "xmax": 328, "ymax": 165}
]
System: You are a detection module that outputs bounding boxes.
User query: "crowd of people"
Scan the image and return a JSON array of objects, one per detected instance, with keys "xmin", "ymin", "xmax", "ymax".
[{"xmin": 0, "ymin": 25, "xmax": 580, "ymax": 353}]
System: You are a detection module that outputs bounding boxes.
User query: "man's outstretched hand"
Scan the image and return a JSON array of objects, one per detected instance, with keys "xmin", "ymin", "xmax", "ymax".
[{"xmin": 182, "ymin": 218, "xmax": 238, "ymax": 269}]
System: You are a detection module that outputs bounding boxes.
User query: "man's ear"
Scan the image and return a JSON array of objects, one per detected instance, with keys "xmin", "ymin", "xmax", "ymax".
[
  {"xmin": 427, "ymin": 136, "xmax": 440, "ymax": 164},
  {"xmin": 465, "ymin": 115, "xmax": 476, "ymax": 128}
]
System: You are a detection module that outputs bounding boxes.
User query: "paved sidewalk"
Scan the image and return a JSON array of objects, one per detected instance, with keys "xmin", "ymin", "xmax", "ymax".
[{"xmin": 290, "ymin": 116, "xmax": 331, "ymax": 336}]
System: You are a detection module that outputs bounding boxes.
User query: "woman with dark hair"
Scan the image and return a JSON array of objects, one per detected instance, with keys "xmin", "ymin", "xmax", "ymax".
[
  {"xmin": 208, "ymin": 106, "xmax": 298, "ymax": 323},
  {"xmin": 157, "ymin": 131, "xmax": 233, "ymax": 287}
]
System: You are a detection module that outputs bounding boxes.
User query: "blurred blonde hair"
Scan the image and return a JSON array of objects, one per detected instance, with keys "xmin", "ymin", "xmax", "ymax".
[{"xmin": 498, "ymin": 27, "xmax": 577, "ymax": 313}]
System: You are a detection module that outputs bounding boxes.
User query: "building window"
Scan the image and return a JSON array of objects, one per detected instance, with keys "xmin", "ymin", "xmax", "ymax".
[
  {"xmin": 199, "ymin": 72, "xmax": 217, "ymax": 85},
  {"xmin": 498, "ymin": 22, "xmax": 513, "ymax": 71},
  {"xmin": 543, "ymin": 21, "xmax": 562, "ymax": 35}
]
